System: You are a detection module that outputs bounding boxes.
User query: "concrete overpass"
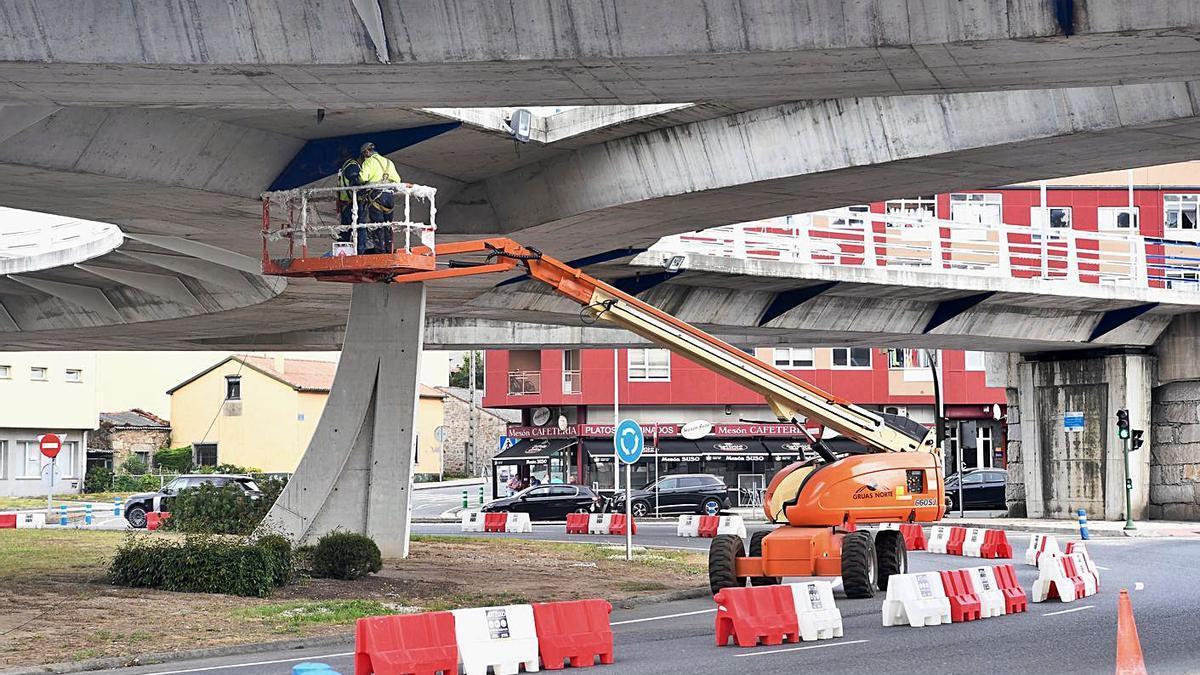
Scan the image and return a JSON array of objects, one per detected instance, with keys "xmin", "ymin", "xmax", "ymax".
[{"xmin": 1, "ymin": 0, "xmax": 1199, "ymax": 549}]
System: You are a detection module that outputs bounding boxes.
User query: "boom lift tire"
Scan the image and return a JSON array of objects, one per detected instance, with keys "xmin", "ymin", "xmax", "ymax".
[
  {"xmin": 873, "ymin": 529, "xmax": 907, "ymax": 591},
  {"xmin": 708, "ymin": 534, "xmax": 747, "ymax": 596},
  {"xmin": 840, "ymin": 530, "xmax": 878, "ymax": 599},
  {"xmin": 748, "ymin": 530, "xmax": 782, "ymax": 586}
]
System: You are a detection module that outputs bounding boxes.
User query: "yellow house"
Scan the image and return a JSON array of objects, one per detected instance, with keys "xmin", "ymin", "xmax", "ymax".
[{"xmin": 168, "ymin": 356, "xmax": 444, "ymax": 474}]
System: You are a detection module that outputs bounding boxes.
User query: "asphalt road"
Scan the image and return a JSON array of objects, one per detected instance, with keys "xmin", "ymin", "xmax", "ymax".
[
  {"xmin": 85, "ymin": 530, "xmax": 1198, "ymax": 675},
  {"xmin": 411, "ymin": 482, "xmax": 488, "ymax": 519}
]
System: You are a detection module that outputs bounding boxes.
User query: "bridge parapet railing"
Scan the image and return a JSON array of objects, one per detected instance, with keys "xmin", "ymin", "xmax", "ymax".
[{"xmin": 652, "ymin": 210, "xmax": 1200, "ymax": 290}]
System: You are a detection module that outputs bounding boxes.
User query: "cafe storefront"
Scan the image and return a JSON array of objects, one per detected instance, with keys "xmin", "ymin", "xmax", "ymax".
[{"xmin": 490, "ymin": 437, "xmax": 579, "ymax": 498}]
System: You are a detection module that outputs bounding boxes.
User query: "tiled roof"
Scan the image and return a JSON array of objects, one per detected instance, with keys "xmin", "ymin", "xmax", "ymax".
[
  {"xmin": 240, "ymin": 356, "xmax": 338, "ymax": 392},
  {"xmin": 100, "ymin": 408, "xmax": 170, "ymax": 428}
]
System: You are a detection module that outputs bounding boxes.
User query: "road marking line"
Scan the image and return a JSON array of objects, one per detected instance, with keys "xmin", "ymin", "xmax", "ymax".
[
  {"xmin": 1043, "ymin": 605, "xmax": 1094, "ymax": 616},
  {"xmin": 141, "ymin": 652, "xmax": 353, "ymax": 674},
  {"xmin": 612, "ymin": 608, "xmax": 716, "ymax": 625},
  {"xmin": 1096, "ymin": 565, "xmax": 1112, "ymax": 571},
  {"xmin": 1135, "ymin": 582, "xmax": 1145, "ymax": 591},
  {"xmin": 734, "ymin": 639, "xmax": 869, "ymax": 657}
]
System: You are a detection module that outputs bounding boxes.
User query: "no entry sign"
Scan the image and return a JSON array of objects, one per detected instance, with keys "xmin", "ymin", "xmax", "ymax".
[{"xmin": 39, "ymin": 433, "xmax": 62, "ymax": 459}]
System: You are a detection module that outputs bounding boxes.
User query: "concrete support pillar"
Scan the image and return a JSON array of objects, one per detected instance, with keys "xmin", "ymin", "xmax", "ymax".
[
  {"xmin": 1150, "ymin": 313, "xmax": 1200, "ymax": 519},
  {"xmin": 1010, "ymin": 352, "xmax": 1152, "ymax": 521},
  {"xmin": 263, "ymin": 283, "xmax": 425, "ymax": 558}
]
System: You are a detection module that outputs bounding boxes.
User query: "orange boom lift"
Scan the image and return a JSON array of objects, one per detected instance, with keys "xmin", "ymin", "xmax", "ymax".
[{"xmin": 261, "ymin": 184, "xmax": 945, "ymax": 597}]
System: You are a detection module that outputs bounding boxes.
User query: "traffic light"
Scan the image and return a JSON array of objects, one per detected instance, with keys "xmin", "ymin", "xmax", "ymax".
[
  {"xmin": 1130, "ymin": 429, "xmax": 1144, "ymax": 451},
  {"xmin": 936, "ymin": 418, "xmax": 955, "ymax": 446},
  {"xmin": 1116, "ymin": 409, "xmax": 1130, "ymax": 439}
]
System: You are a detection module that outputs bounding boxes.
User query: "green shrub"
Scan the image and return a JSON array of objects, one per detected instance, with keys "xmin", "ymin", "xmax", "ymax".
[
  {"xmin": 112, "ymin": 473, "xmax": 166, "ymax": 493},
  {"xmin": 154, "ymin": 446, "xmax": 194, "ymax": 473},
  {"xmin": 120, "ymin": 456, "xmax": 148, "ymax": 476},
  {"xmin": 109, "ymin": 535, "xmax": 287, "ymax": 597},
  {"xmin": 83, "ymin": 466, "xmax": 113, "ymax": 493},
  {"xmin": 255, "ymin": 534, "xmax": 294, "ymax": 586},
  {"xmin": 310, "ymin": 532, "xmax": 382, "ymax": 581},
  {"xmin": 163, "ymin": 477, "xmax": 287, "ymax": 535}
]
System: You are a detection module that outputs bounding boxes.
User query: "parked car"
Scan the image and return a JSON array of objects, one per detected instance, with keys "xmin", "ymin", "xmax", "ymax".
[
  {"xmin": 480, "ymin": 484, "xmax": 603, "ymax": 521},
  {"xmin": 124, "ymin": 474, "xmax": 263, "ymax": 528},
  {"xmin": 943, "ymin": 469, "xmax": 1008, "ymax": 510},
  {"xmin": 609, "ymin": 474, "xmax": 733, "ymax": 517}
]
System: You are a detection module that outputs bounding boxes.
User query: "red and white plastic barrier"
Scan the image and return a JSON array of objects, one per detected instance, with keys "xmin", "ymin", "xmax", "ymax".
[
  {"xmin": 461, "ymin": 510, "xmax": 486, "ymax": 532},
  {"xmin": 505, "ymin": 512, "xmax": 533, "ymax": 533},
  {"xmin": 715, "ymin": 581, "xmax": 842, "ymax": 647},
  {"xmin": 1025, "ymin": 533, "xmax": 1060, "ymax": 566},
  {"xmin": 883, "ymin": 564, "xmax": 1027, "ymax": 628},
  {"xmin": 1032, "ymin": 552, "xmax": 1099, "ymax": 603},
  {"xmin": 463, "ymin": 511, "xmax": 532, "ymax": 534},
  {"xmin": 677, "ymin": 515, "xmax": 701, "ymax": 537},
  {"xmin": 146, "ymin": 511, "xmax": 171, "ymax": 531},
  {"xmin": 926, "ymin": 526, "xmax": 952, "ymax": 554},
  {"xmin": 923, "ymin": 525, "xmax": 1011, "ymax": 559},
  {"xmin": 565, "ymin": 512, "xmax": 590, "ymax": 534},
  {"xmin": 716, "ymin": 515, "xmax": 746, "ymax": 538},
  {"xmin": 608, "ymin": 514, "xmax": 636, "ymax": 535},
  {"xmin": 0, "ymin": 512, "xmax": 46, "ymax": 529},
  {"xmin": 355, "ymin": 599, "xmax": 614, "ymax": 675},
  {"xmin": 588, "ymin": 513, "xmax": 614, "ymax": 535},
  {"xmin": 0, "ymin": 513, "xmax": 15, "ymax": 529}
]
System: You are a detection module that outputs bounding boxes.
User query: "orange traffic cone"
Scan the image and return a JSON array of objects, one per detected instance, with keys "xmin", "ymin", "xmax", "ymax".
[{"xmin": 1116, "ymin": 589, "xmax": 1147, "ymax": 675}]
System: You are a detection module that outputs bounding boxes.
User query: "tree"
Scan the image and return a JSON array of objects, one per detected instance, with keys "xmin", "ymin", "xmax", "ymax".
[{"xmin": 449, "ymin": 351, "xmax": 484, "ymax": 389}]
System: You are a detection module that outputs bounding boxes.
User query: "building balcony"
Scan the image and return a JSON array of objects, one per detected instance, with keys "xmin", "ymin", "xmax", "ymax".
[
  {"xmin": 562, "ymin": 370, "xmax": 582, "ymax": 395},
  {"xmin": 507, "ymin": 370, "xmax": 541, "ymax": 396}
]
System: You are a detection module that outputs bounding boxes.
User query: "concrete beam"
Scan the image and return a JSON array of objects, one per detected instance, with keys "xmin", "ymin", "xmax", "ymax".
[
  {"xmin": 264, "ymin": 283, "xmax": 425, "ymax": 557},
  {"xmin": 6, "ymin": 275, "xmax": 121, "ymax": 321}
]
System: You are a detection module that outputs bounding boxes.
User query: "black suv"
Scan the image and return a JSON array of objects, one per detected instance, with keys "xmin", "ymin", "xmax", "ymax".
[
  {"xmin": 124, "ymin": 474, "xmax": 264, "ymax": 528},
  {"xmin": 481, "ymin": 484, "xmax": 603, "ymax": 521},
  {"xmin": 609, "ymin": 474, "xmax": 733, "ymax": 517}
]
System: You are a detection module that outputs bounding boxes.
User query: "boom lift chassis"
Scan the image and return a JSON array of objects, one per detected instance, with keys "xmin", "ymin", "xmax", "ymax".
[{"xmin": 261, "ymin": 187, "xmax": 945, "ymax": 598}]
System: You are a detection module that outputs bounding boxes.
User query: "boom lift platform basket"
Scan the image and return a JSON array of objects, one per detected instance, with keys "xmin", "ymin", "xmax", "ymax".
[
  {"xmin": 257, "ymin": 182, "xmax": 945, "ymax": 600},
  {"xmin": 261, "ymin": 182, "xmax": 438, "ymax": 283}
]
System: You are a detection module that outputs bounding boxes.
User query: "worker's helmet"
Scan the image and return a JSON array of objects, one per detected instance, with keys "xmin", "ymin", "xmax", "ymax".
[{"xmin": 359, "ymin": 142, "xmax": 376, "ymax": 156}]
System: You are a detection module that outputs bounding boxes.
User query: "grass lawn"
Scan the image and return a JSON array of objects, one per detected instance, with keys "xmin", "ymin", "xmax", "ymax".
[
  {"xmin": 0, "ymin": 492, "xmax": 136, "ymax": 511},
  {"xmin": 0, "ymin": 529, "xmax": 707, "ymax": 669}
]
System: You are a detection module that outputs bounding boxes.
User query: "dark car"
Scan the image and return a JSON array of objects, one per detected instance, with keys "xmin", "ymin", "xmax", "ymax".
[
  {"xmin": 480, "ymin": 484, "xmax": 602, "ymax": 521},
  {"xmin": 944, "ymin": 469, "xmax": 1007, "ymax": 510},
  {"xmin": 609, "ymin": 474, "xmax": 733, "ymax": 518},
  {"xmin": 124, "ymin": 474, "xmax": 264, "ymax": 528}
]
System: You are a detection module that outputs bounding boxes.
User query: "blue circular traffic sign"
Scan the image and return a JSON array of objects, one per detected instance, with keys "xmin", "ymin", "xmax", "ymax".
[{"xmin": 614, "ymin": 419, "xmax": 644, "ymax": 465}]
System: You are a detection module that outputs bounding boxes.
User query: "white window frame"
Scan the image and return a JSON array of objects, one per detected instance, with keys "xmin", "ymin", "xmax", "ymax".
[
  {"xmin": 1030, "ymin": 206, "xmax": 1072, "ymax": 230},
  {"xmin": 964, "ymin": 351, "xmax": 986, "ymax": 371},
  {"xmin": 885, "ymin": 196, "xmax": 937, "ymax": 220},
  {"xmin": 886, "ymin": 348, "xmax": 930, "ymax": 370},
  {"xmin": 831, "ymin": 347, "xmax": 872, "ymax": 369},
  {"xmin": 65, "ymin": 368, "xmax": 83, "ymax": 383},
  {"xmin": 19, "ymin": 441, "xmax": 41, "ymax": 478},
  {"xmin": 773, "ymin": 347, "xmax": 814, "ymax": 369},
  {"xmin": 60, "ymin": 441, "xmax": 79, "ymax": 478},
  {"xmin": 0, "ymin": 440, "xmax": 6, "ymax": 479},
  {"xmin": 1097, "ymin": 206, "xmax": 1139, "ymax": 232},
  {"xmin": 225, "ymin": 375, "xmax": 241, "ymax": 401},
  {"xmin": 830, "ymin": 205, "xmax": 871, "ymax": 229},
  {"xmin": 628, "ymin": 348, "xmax": 671, "ymax": 382},
  {"xmin": 949, "ymin": 193, "xmax": 1003, "ymax": 226},
  {"xmin": 1165, "ymin": 271, "xmax": 1200, "ymax": 290},
  {"xmin": 978, "ymin": 426, "xmax": 994, "ymax": 469},
  {"xmin": 1164, "ymin": 194, "xmax": 1199, "ymax": 237},
  {"xmin": 0, "ymin": 365, "xmax": 10, "ymax": 379},
  {"xmin": 30, "ymin": 366, "xmax": 48, "ymax": 381}
]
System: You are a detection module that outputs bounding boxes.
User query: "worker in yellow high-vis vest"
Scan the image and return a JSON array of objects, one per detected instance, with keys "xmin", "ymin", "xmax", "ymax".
[{"xmin": 358, "ymin": 142, "xmax": 399, "ymax": 254}]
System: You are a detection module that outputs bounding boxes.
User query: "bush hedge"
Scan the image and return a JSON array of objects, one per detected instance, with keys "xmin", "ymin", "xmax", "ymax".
[
  {"xmin": 153, "ymin": 446, "xmax": 194, "ymax": 473},
  {"xmin": 163, "ymin": 477, "xmax": 287, "ymax": 535},
  {"xmin": 310, "ymin": 531, "xmax": 383, "ymax": 581},
  {"xmin": 83, "ymin": 466, "xmax": 113, "ymax": 494},
  {"xmin": 111, "ymin": 472, "xmax": 169, "ymax": 493},
  {"xmin": 109, "ymin": 534, "xmax": 293, "ymax": 597}
]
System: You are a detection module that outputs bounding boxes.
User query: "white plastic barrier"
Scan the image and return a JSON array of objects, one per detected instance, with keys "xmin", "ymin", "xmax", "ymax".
[
  {"xmin": 926, "ymin": 526, "xmax": 952, "ymax": 554},
  {"xmin": 677, "ymin": 514, "xmax": 701, "ymax": 537},
  {"xmin": 16, "ymin": 512, "xmax": 46, "ymax": 529},
  {"xmin": 788, "ymin": 581, "xmax": 843, "ymax": 641},
  {"xmin": 966, "ymin": 566, "xmax": 1006, "ymax": 618},
  {"xmin": 716, "ymin": 515, "xmax": 747, "ymax": 539},
  {"xmin": 1068, "ymin": 544, "xmax": 1100, "ymax": 587},
  {"xmin": 1025, "ymin": 533, "xmax": 1060, "ymax": 566},
  {"xmin": 881, "ymin": 572, "xmax": 952, "ymax": 627},
  {"xmin": 461, "ymin": 510, "xmax": 485, "ymax": 532},
  {"xmin": 962, "ymin": 528, "xmax": 985, "ymax": 557},
  {"xmin": 588, "ymin": 513, "xmax": 614, "ymax": 535},
  {"xmin": 452, "ymin": 604, "xmax": 540, "ymax": 675},
  {"xmin": 505, "ymin": 511, "xmax": 533, "ymax": 533},
  {"xmin": 1070, "ymin": 552, "xmax": 1099, "ymax": 596},
  {"xmin": 1032, "ymin": 553, "xmax": 1083, "ymax": 603}
]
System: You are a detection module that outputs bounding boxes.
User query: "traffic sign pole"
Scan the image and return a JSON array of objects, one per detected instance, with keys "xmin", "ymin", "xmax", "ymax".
[
  {"xmin": 625, "ymin": 463, "xmax": 632, "ymax": 561},
  {"xmin": 614, "ymin": 419, "xmax": 644, "ymax": 563}
]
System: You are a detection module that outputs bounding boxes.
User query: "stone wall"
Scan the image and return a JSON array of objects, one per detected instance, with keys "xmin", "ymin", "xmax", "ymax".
[
  {"xmin": 1003, "ymin": 387, "xmax": 1026, "ymax": 517},
  {"xmin": 440, "ymin": 394, "xmax": 510, "ymax": 476},
  {"xmin": 1149, "ymin": 381, "xmax": 1200, "ymax": 520},
  {"xmin": 93, "ymin": 426, "xmax": 171, "ymax": 469}
]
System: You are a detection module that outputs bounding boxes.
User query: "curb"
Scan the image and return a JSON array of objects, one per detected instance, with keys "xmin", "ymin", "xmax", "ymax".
[
  {"xmin": 611, "ymin": 586, "xmax": 712, "ymax": 609},
  {"xmin": 944, "ymin": 520, "xmax": 1196, "ymax": 539},
  {"xmin": 412, "ymin": 477, "xmax": 486, "ymax": 491},
  {"xmin": 0, "ymin": 634, "xmax": 355, "ymax": 675}
]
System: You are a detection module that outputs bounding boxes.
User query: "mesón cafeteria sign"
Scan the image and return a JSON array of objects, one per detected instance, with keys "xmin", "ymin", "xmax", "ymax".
[{"xmin": 505, "ymin": 423, "xmax": 809, "ymax": 438}]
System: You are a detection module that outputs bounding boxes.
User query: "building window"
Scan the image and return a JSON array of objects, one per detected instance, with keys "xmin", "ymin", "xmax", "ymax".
[
  {"xmin": 0, "ymin": 441, "xmax": 6, "ymax": 479},
  {"xmin": 831, "ymin": 347, "xmax": 872, "ymax": 368},
  {"xmin": 964, "ymin": 351, "xmax": 986, "ymax": 371},
  {"xmin": 194, "ymin": 443, "xmax": 218, "ymax": 467},
  {"xmin": 979, "ymin": 426, "xmax": 994, "ymax": 468},
  {"xmin": 225, "ymin": 376, "xmax": 241, "ymax": 400},
  {"xmin": 60, "ymin": 441, "xmax": 78, "ymax": 478},
  {"xmin": 20, "ymin": 441, "xmax": 41, "ymax": 477},
  {"xmin": 134, "ymin": 450, "xmax": 150, "ymax": 465},
  {"xmin": 0, "ymin": 365, "xmax": 9, "ymax": 379},
  {"xmin": 562, "ymin": 349, "xmax": 582, "ymax": 394},
  {"xmin": 1165, "ymin": 194, "xmax": 1199, "ymax": 235},
  {"xmin": 886, "ymin": 348, "xmax": 930, "ymax": 370},
  {"xmin": 830, "ymin": 205, "xmax": 870, "ymax": 228},
  {"xmin": 628, "ymin": 349, "xmax": 671, "ymax": 381},
  {"xmin": 773, "ymin": 347, "xmax": 814, "ymax": 369},
  {"xmin": 1165, "ymin": 271, "xmax": 1200, "ymax": 290},
  {"xmin": 65, "ymin": 369, "xmax": 82, "ymax": 383},
  {"xmin": 30, "ymin": 367, "xmax": 47, "ymax": 381},
  {"xmin": 885, "ymin": 196, "xmax": 937, "ymax": 219},
  {"xmin": 1030, "ymin": 206, "xmax": 1072, "ymax": 230},
  {"xmin": 950, "ymin": 193, "xmax": 1003, "ymax": 225},
  {"xmin": 1098, "ymin": 206, "xmax": 1139, "ymax": 232}
]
